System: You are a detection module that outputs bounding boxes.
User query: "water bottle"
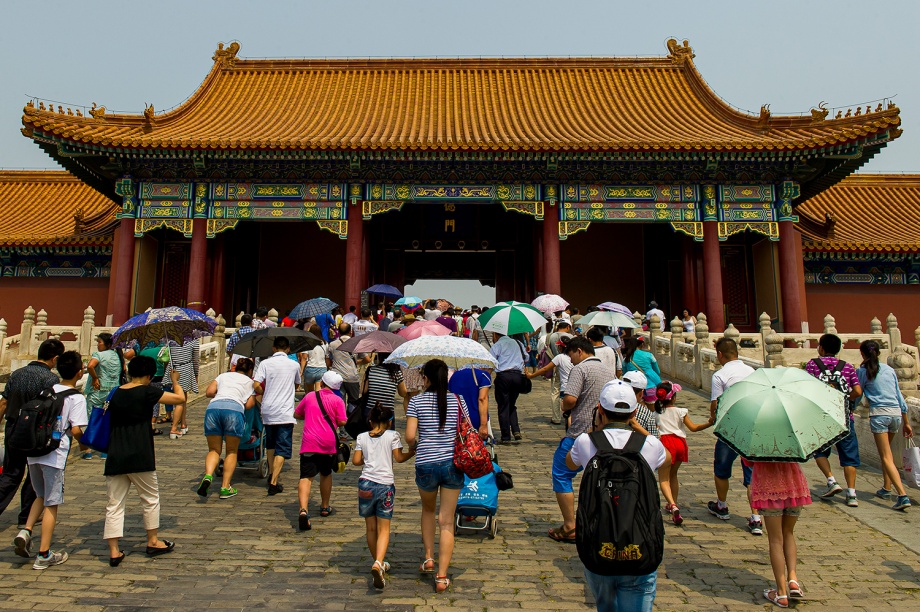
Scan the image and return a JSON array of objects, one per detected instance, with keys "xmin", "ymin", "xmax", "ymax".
[{"xmin": 51, "ymin": 415, "xmax": 63, "ymax": 442}]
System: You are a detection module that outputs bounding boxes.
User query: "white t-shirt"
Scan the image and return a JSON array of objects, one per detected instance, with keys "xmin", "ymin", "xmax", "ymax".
[
  {"xmin": 646, "ymin": 308, "xmax": 666, "ymax": 330},
  {"xmin": 342, "ymin": 312, "xmax": 358, "ymax": 325},
  {"xmin": 594, "ymin": 345, "xmax": 621, "ymax": 375},
  {"xmin": 254, "ymin": 352, "xmax": 303, "ymax": 424},
  {"xmin": 210, "ymin": 372, "xmax": 255, "ymax": 412},
  {"xmin": 710, "ymin": 359, "xmax": 755, "ymax": 401},
  {"xmin": 355, "ymin": 429, "xmax": 402, "ymax": 485},
  {"xmin": 28, "ymin": 384, "xmax": 88, "ymax": 470},
  {"xmin": 552, "ymin": 353, "xmax": 574, "ymax": 392},
  {"xmin": 569, "ymin": 427, "xmax": 667, "ymax": 471},
  {"xmin": 424, "ymin": 309, "xmax": 441, "ymax": 321},
  {"xmin": 304, "ymin": 344, "xmax": 327, "ymax": 368},
  {"xmin": 656, "ymin": 406, "xmax": 689, "ymax": 438},
  {"xmin": 353, "ymin": 319, "xmax": 379, "ymax": 337}
]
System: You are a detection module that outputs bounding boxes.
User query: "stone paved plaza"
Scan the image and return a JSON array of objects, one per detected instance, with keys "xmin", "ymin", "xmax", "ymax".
[{"xmin": 1, "ymin": 380, "xmax": 919, "ymax": 611}]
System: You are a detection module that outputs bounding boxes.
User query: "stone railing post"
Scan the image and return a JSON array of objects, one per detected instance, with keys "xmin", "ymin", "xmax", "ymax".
[
  {"xmin": 693, "ymin": 313, "xmax": 710, "ymax": 386},
  {"xmin": 887, "ymin": 313, "xmax": 902, "ymax": 350},
  {"xmin": 36, "ymin": 309, "xmax": 48, "ymax": 327},
  {"xmin": 649, "ymin": 314, "xmax": 662, "ymax": 358},
  {"xmin": 670, "ymin": 317, "xmax": 683, "ymax": 374},
  {"xmin": 724, "ymin": 323, "xmax": 740, "ymax": 348},
  {"xmin": 268, "ymin": 308, "xmax": 279, "ymax": 325},
  {"xmin": 80, "ymin": 306, "xmax": 96, "ymax": 356},
  {"xmin": 632, "ymin": 311, "xmax": 643, "ymax": 329},
  {"xmin": 888, "ymin": 344, "xmax": 918, "ymax": 395},
  {"xmin": 20, "ymin": 306, "xmax": 35, "ymax": 357},
  {"xmin": 215, "ymin": 315, "xmax": 228, "ymax": 374},
  {"xmin": 235, "ymin": 311, "xmax": 244, "ymax": 327},
  {"xmin": 871, "ymin": 316, "xmax": 882, "ymax": 335},
  {"xmin": 759, "ymin": 312, "xmax": 772, "ymax": 362},
  {"xmin": 824, "ymin": 314, "xmax": 837, "ymax": 335},
  {"xmin": 765, "ymin": 329, "xmax": 785, "ymax": 367}
]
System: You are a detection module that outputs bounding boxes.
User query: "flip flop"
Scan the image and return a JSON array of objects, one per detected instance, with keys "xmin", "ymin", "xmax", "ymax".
[
  {"xmin": 320, "ymin": 506, "xmax": 334, "ymax": 517},
  {"xmin": 419, "ymin": 558, "xmax": 435, "ymax": 574},
  {"xmin": 548, "ymin": 526, "xmax": 576, "ymax": 542}
]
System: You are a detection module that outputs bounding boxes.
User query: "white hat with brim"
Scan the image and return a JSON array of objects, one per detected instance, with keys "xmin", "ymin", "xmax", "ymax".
[{"xmin": 599, "ymin": 380, "xmax": 639, "ymax": 413}]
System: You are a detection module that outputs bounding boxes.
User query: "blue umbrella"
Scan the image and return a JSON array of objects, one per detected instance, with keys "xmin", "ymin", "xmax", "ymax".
[
  {"xmin": 395, "ymin": 296, "xmax": 423, "ymax": 310},
  {"xmin": 289, "ymin": 297, "xmax": 338, "ymax": 320},
  {"xmin": 112, "ymin": 307, "xmax": 216, "ymax": 348},
  {"xmin": 365, "ymin": 283, "xmax": 404, "ymax": 299}
]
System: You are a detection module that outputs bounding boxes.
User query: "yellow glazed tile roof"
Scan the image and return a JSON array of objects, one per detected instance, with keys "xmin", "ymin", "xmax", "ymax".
[
  {"xmin": 798, "ymin": 174, "xmax": 920, "ymax": 252},
  {"xmin": 21, "ymin": 40, "xmax": 901, "ymax": 154},
  {"xmin": 0, "ymin": 171, "xmax": 118, "ymax": 246}
]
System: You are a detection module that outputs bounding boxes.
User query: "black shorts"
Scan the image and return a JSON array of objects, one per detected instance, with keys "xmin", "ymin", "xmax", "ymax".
[{"xmin": 300, "ymin": 453, "xmax": 336, "ymax": 479}]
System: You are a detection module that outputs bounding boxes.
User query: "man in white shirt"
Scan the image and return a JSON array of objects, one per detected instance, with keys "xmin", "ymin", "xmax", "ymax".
[
  {"xmin": 490, "ymin": 333, "xmax": 528, "ymax": 444},
  {"xmin": 706, "ymin": 338, "xmax": 760, "ymax": 535},
  {"xmin": 342, "ymin": 306, "xmax": 358, "ymax": 325},
  {"xmin": 251, "ymin": 307, "xmax": 277, "ymax": 329},
  {"xmin": 466, "ymin": 306, "xmax": 491, "ymax": 349},
  {"xmin": 253, "ymin": 336, "xmax": 302, "ymax": 495},
  {"xmin": 352, "ymin": 308, "xmax": 379, "ymax": 337},
  {"xmin": 423, "ymin": 299, "xmax": 441, "ymax": 321},
  {"xmin": 544, "ymin": 321, "xmax": 573, "ymax": 425},
  {"xmin": 566, "ymin": 379, "xmax": 667, "ymax": 611},
  {"xmin": 645, "ymin": 301, "xmax": 665, "ymax": 331},
  {"xmin": 586, "ymin": 327, "xmax": 622, "ymax": 377}
]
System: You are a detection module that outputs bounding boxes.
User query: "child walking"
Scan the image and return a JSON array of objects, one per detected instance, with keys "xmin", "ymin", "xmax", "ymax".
[
  {"xmin": 653, "ymin": 381, "xmax": 714, "ymax": 525},
  {"xmin": 750, "ymin": 460, "xmax": 812, "ymax": 607},
  {"xmin": 352, "ymin": 403, "xmax": 414, "ymax": 589}
]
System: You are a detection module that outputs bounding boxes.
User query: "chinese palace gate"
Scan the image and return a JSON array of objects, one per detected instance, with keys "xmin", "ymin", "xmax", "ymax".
[{"xmin": 17, "ymin": 39, "xmax": 903, "ymax": 332}]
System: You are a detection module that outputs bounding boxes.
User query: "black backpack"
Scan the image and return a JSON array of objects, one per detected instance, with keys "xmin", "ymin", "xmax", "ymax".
[
  {"xmin": 7, "ymin": 388, "xmax": 80, "ymax": 457},
  {"xmin": 809, "ymin": 358, "xmax": 853, "ymax": 412},
  {"xmin": 576, "ymin": 429, "xmax": 664, "ymax": 577}
]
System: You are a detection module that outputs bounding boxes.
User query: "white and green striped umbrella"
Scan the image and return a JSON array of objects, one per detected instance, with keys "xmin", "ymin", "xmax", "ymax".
[{"xmin": 478, "ymin": 301, "xmax": 547, "ymax": 336}]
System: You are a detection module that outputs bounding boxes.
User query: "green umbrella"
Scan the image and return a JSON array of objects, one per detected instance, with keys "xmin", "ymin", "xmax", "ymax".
[
  {"xmin": 714, "ymin": 367, "xmax": 848, "ymax": 462},
  {"xmin": 478, "ymin": 301, "xmax": 547, "ymax": 336}
]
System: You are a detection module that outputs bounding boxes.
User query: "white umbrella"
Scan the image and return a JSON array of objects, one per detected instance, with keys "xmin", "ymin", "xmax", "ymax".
[
  {"xmin": 384, "ymin": 335, "xmax": 498, "ymax": 371},
  {"xmin": 479, "ymin": 301, "xmax": 547, "ymax": 336},
  {"xmin": 576, "ymin": 310, "xmax": 640, "ymax": 329},
  {"xmin": 531, "ymin": 294, "xmax": 569, "ymax": 316}
]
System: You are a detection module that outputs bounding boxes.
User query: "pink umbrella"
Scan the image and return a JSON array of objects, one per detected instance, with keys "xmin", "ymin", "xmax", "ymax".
[{"xmin": 397, "ymin": 319, "xmax": 452, "ymax": 340}]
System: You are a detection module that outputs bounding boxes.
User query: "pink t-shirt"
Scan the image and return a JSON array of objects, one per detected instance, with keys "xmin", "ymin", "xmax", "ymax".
[{"xmin": 294, "ymin": 389, "xmax": 346, "ymax": 455}]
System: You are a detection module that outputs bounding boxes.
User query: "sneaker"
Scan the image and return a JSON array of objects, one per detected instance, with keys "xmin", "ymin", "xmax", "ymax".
[
  {"xmin": 819, "ymin": 482, "xmax": 843, "ymax": 498},
  {"xmin": 876, "ymin": 488, "xmax": 892, "ymax": 500},
  {"xmin": 748, "ymin": 518, "xmax": 763, "ymax": 536},
  {"xmin": 707, "ymin": 501, "xmax": 730, "ymax": 520},
  {"xmin": 893, "ymin": 495, "xmax": 912, "ymax": 511},
  {"xmin": 846, "ymin": 494, "xmax": 859, "ymax": 507},
  {"xmin": 513, "ymin": 432, "xmax": 523, "ymax": 441},
  {"xmin": 32, "ymin": 550, "xmax": 68, "ymax": 570},
  {"xmin": 219, "ymin": 487, "xmax": 238, "ymax": 499},
  {"xmin": 13, "ymin": 529, "xmax": 32, "ymax": 558},
  {"xmin": 671, "ymin": 507, "xmax": 684, "ymax": 526},
  {"xmin": 100, "ymin": 453, "xmax": 108, "ymax": 459},
  {"xmin": 267, "ymin": 483, "xmax": 284, "ymax": 496},
  {"xmin": 197, "ymin": 476, "xmax": 212, "ymax": 497},
  {"xmin": 82, "ymin": 452, "xmax": 93, "ymax": 460}
]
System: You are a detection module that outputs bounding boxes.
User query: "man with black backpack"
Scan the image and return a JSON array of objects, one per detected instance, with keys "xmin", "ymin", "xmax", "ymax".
[
  {"xmin": 805, "ymin": 334, "xmax": 863, "ymax": 507},
  {"xmin": 566, "ymin": 379, "xmax": 667, "ymax": 611},
  {"xmin": 0, "ymin": 339, "xmax": 64, "ymax": 527}
]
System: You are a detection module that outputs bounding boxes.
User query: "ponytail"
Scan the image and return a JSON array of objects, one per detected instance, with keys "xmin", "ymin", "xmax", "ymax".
[
  {"xmin": 368, "ymin": 401, "xmax": 394, "ymax": 428},
  {"xmin": 422, "ymin": 358, "xmax": 450, "ymax": 430},
  {"xmin": 860, "ymin": 339, "xmax": 881, "ymax": 381}
]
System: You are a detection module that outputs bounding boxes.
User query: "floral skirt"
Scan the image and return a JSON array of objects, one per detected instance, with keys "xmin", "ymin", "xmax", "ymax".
[{"xmin": 750, "ymin": 461, "xmax": 812, "ymax": 510}]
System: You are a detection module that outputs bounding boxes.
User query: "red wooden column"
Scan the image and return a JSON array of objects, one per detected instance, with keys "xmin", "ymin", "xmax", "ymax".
[
  {"xmin": 702, "ymin": 220, "xmax": 725, "ymax": 331},
  {"xmin": 209, "ymin": 237, "xmax": 226, "ymax": 316},
  {"xmin": 778, "ymin": 220, "xmax": 804, "ymax": 332},
  {"xmin": 542, "ymin": 205, "xmax": 561, "ymax": 295},
  {"xmin": 344, "ymin": 209, "xmax": 364, "ymax": 311},
  {"xmin": 186, "ymin": 218, "xmax": 208, "ymax": 312},
  {"xmin": 112, "ymin": 218, "xmax": 137, "ymax": 325}
]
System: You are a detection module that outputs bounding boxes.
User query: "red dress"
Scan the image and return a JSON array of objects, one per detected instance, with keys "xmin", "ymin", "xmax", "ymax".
[{"xmin": 750, "ymin": 462, "xmax": 813, "ymax": 510}]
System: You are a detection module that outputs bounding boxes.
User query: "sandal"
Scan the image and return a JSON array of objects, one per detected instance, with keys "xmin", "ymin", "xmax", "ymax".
[
  {"xmin": 371, "ymin": 560, "xmax": 387, "ymax": 589},
  {"xmin": 298, "ymin": 510, "xmax": 311, "ymax": 531},
  {"xmin": 320, "ymin": 506, "xmax": 334, "ymax": 517},
  {"xmin": 763, "ymin": 589, "xmax": 789, "ymax": 608},
  {"xmin": 155, "ymin": 417, "xmax": 171, "ymax": 424},
  {"xmin": 548, "ymin": 526, "xmax": 576, "ymax": 542},
  {"xmin": 419, "ymin": 558, "xmax": 435, "ymax": 574},
  {"xmin": 435, "ymin": 575, "xmax": 451, "ymax": 593},
  {"xmin": 788, "ymin": 579, "xmax": 804, "ymax": 598}
]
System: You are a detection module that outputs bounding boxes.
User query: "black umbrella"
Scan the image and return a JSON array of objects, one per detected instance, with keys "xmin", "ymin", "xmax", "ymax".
[{"xmin": 233, "ymin": 328, "xmax": 323, "ymax": 359}]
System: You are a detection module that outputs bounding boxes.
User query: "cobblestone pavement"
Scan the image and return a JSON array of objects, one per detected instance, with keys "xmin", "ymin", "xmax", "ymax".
[{"xmin": 1, "ymin": 379, "xmax": 919, "ymax": 610}]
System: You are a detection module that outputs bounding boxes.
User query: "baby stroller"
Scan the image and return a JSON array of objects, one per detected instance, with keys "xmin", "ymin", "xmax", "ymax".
[
  {"xmin": 216, "ymin": 403, "xmax": 268, "ymax": 478},
  {"xmin": 454, "ymin": 444, "xmax": 510, "ymax": 539}
]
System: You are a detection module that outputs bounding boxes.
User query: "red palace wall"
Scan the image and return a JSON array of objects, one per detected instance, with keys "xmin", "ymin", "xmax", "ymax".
[
  {"xmin": 0, "ymin": 278, "xmax": 111, "ymax": 325},
  {"xmin": 806, "ymin": 284, "xmax": 920, "ymax": 335}
]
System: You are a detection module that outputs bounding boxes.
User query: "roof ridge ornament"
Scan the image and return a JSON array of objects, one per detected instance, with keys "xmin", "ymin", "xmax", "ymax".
[
  {"xmin": 758, "ymin": 104, "xmax": 771, "ymax": 129},
  {"xmin": 213, "ymin": 41, "xmax": 241, "ymax": 68},
  {"xmin": 811, "ymin": 101, "xmax": 829, "ymax": 122},
  {"xmin": 666, "ymin": 38, "xmax": 695, "ymax": 64},
  {"xmin": 89, "ymin": 103, "xmax": 106, "ymax": 119},
  {"xmin": 144, "ymin": 103, "xmax": 155, "ymax": 125}
]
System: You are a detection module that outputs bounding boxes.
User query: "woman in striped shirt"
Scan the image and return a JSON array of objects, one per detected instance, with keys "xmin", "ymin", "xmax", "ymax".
[
  {"xmin": 405, "ymin": 359, "xmax": 469, "ymax": 593},
  {"xmin": 361, "ymin": 354, "xmax": 407, "ymax": 428}
]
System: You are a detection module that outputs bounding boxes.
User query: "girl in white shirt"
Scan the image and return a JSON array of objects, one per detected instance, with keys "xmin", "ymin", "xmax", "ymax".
[
  {"xmin": 353, "ymin": 403, "xmax": 414, "ymax": 589},
  {"xmin": 653, "ymin": 381, "xmax": 714, "ymax": 526}
]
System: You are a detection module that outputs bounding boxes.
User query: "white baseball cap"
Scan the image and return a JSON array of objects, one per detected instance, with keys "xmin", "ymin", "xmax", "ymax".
[
  {"xmin": 599, "ymin": 380, "xmax": 639, "ymax": 413},
  {"xmin": 621, "ymin": 370, "xmax": 648, "ymax": 391},
  {"xmin": 321, "ymin": 370, "xmax": 343, "ymax": 390}
]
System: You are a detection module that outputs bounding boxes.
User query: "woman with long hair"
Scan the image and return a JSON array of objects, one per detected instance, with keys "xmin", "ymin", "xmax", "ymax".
[
  {"xmin": 405, "ymin": 359, "xmax": 469, "ymax": 593},
  {"xmin": 622, "ymin": 336, "xmax": 661, "ymax": 403},
  {"xmin": 857, "ymin": 340, "xmax": 913, "ymax": 510}
]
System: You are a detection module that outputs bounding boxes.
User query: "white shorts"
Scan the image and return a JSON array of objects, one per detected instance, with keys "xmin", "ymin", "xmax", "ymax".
[{"xmin": 29, "ymin": 464, "xmax": 65, "ymax": 506}]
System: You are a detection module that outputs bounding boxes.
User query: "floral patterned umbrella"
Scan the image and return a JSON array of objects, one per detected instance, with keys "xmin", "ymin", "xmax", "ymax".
[
  {"xmin": 437, "ymin": 299, "xmax": 454, "ymax": 312},
  {"xmin": 384, "ymin": 335, "xmax": 498, "ymax": 371},
  {"xmin": 112, "ymin": 307, "xmax": 216, "ymax": 348},
  {"xmin": 531, "ymin": 294, "xmax": 569, "ymax": 315}
]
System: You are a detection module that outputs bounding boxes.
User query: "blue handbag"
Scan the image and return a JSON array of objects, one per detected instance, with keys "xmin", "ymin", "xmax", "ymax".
[{"xmin": 82, "ymin": 388, "xmax": 117, "ymax": 452}]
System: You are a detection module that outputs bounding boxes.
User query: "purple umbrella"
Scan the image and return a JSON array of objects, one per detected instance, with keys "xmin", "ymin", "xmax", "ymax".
[
  {"xmin": 336, "ymin": 330, "xmax": 407, "ymax": 354},
  {"xmin": 597, "ymin": 301, "xmax": 634, "ymax": 316}
]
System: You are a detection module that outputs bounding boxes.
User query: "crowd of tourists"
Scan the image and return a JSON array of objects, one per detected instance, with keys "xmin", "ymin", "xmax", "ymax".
[{"xmin": 0, "ymin": 300, "xmax": 914, "ymax": 611}]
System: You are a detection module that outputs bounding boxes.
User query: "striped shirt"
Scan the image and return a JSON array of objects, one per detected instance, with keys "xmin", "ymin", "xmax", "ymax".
[
  {"xmin": 407, "ymin": 391, "xmax": 469, "ymax": 464},
  {"xmin": 164, "ymin": 340, "xmax": 200, "ymax": 394},
  {"xmin": 364, "ymin": 365, "xmax": 404, "ymax": 415},
  {"xmin": 564, "ymin": 357, "xmax": 616, "ymax": 439}
]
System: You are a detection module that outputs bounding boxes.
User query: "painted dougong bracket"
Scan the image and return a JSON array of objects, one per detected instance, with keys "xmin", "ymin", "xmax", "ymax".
[
  {"xmin": 501, "ymin": 201, "xmax": 544, "ymax": 220},
  {"xmin": 317, "ymin": 220, "xmax": 348, "ymax": 239}
]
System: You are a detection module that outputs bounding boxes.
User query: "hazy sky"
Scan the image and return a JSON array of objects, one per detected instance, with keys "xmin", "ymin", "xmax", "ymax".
[{"xmin": 1, "ymin": 0, "xmax": 916, "ymax": 172}]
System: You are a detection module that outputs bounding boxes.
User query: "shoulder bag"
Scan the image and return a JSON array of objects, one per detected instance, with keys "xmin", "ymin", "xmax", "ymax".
[
  {"xmin": 515, "ymin": 340, "xmax": 533, "ymax": 394},
  {"xmin": 453, "ymin": 393, "xmax": 493, "ymax": 478},
  {"xmin": 82, "ymin": 387, "xmax": 118, "ymax": 452},
  {"xmin": 315, "ymin": 391, "xmax": 350, "ymax": 472}
]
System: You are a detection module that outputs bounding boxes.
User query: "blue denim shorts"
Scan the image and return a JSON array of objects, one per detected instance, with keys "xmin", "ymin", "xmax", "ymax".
[
  {"xmin": 584, "ymin": 568, "xmax": 656, "ymax": 612},
  {"xmin": 358, "ymin": 478, "xmax": 396, "ymax": 519},
  {"xmin": 302, "ymin": 366, "xmax": 327, "ymax": 385},
  {"xmin": 264, "ymin": 423, "xmax": 294, "ymax": 459},
  {"xmin": 415, "ymin": 459, "xmax": 464, "ymax": 492},
  {"xmin": 713, "ymin": 439, "xmax": 752, "ymax": 485},
  {"xmin": 813, "ymin": 417, "xmax": 860, "ymax": 467},
  {"xmin": 552, "ymin": 437, "xmax": 582, "ymax": 494},
  {"xmin": 204, "ymin": 403, "xmax": 246, "ymax": 438},
  {"xmin": 870, "ymin": 414, "xmax": 902, "ymax": 434}
]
